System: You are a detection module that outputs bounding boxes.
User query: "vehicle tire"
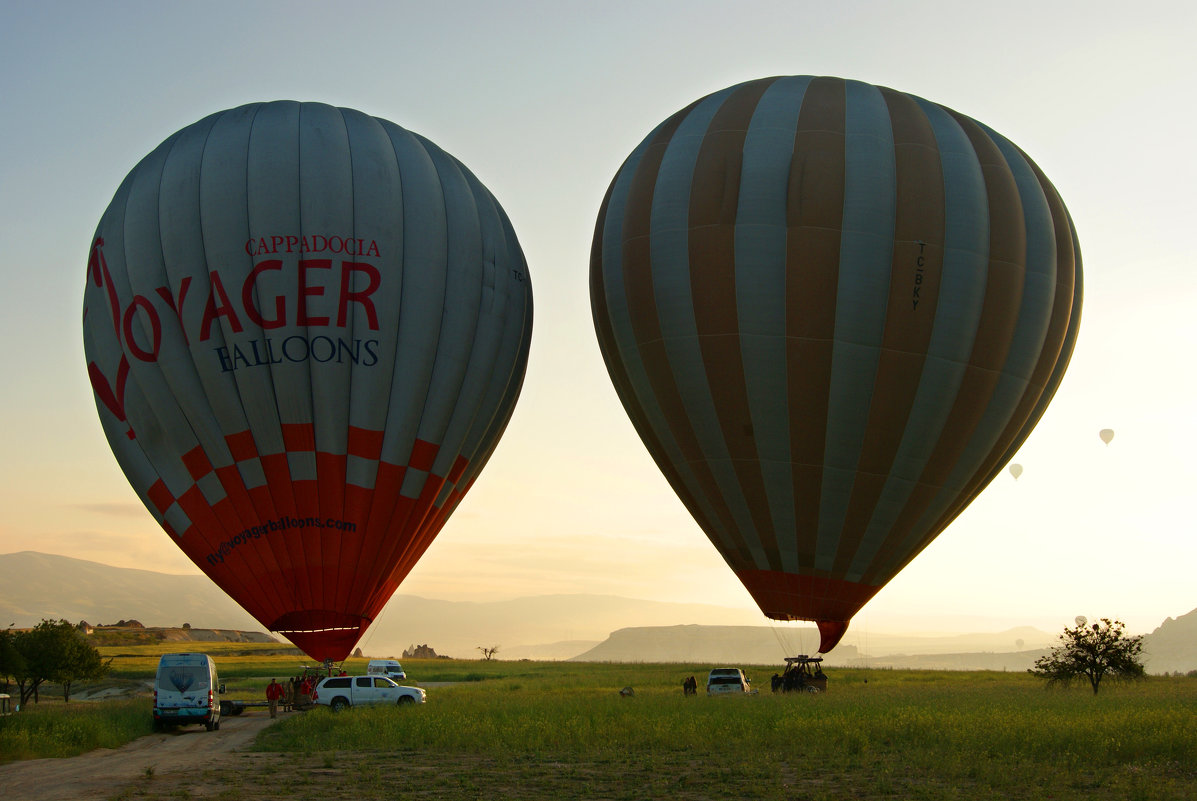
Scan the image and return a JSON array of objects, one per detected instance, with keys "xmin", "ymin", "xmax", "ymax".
[
  {"xmin": 398, "ymin": 695, "xmax": 415, "ymax": 705},
  {"xmin": 205, "ymin": 720, "xmax": 215, "ymax": 731},
  {"xmin": 214, "ymin": 719, "xmax": 221, "ymax": 730},
  {"xmin": 153, "ymin": 719, "xmax": 162, "ymax": 732},
  {"xmin": 330, "ymin": 697, "xmax": 350, "ymax": 712},
  {"xmin": 219, "ymin": 701, "xmax": 233, "ymax": 717}
]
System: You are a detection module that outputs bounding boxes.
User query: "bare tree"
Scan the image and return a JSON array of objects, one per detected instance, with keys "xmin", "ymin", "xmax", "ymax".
[
  {"xmin": 1029, "ymin": 617, "xmax": 1145, "ymax": 694},
  {"xmin": 476, "ymin": 645, "xmax": 500, "ymax": 661}
]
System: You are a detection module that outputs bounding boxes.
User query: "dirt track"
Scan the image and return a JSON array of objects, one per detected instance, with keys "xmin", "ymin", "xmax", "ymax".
[{"xmin": 0, "ymin": 712, "xmax": 277, "ymax": 801}]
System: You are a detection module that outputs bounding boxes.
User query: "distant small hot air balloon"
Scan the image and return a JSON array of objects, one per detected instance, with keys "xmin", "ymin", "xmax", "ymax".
[
  {"xmin": 591, "ymin": 76, "xmax": 1082, "ymax": 653},
  {"xmin": 83, "ymin": 102, "xmax": 533, "ymax": 662},
  {"xmin": 1009, "ymin": 464, "xmax": 1023, "ymax": 480},
  {"xmin": 1099, "ymin": 428, "xmax": 1114, "ymax": 445}
]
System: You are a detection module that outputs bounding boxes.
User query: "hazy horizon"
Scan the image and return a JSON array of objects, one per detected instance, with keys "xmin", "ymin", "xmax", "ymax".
[{"xmin": 2, "ymin": 549, "xmax": 1186, "ymax": 643}]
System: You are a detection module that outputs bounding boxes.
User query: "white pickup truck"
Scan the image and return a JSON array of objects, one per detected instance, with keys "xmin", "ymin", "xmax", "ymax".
[{"xmin": 312, "ymin": 675, "xmax": 426, "ymax": 710}]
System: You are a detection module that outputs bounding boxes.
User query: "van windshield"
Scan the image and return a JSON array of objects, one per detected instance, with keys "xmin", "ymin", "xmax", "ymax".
[{"xmin": 163, "ymin": 666, "xmax": 210, "ymax": 693}]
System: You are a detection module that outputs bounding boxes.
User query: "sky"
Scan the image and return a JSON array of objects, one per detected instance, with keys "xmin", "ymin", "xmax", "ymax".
[{"xmin": 1, "ymin": 0, "xmax": 1194, "ymax": 641}]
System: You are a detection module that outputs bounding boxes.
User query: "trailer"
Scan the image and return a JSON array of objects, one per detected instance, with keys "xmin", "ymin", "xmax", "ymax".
[{"xmin": 218, "ymin": 699, "xmax": 269, "ymax": 716}]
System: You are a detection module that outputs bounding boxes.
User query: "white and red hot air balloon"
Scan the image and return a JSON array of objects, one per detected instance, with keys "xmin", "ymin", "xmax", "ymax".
[{"xmin": 83, "ymin": 102, "xmax": 533, "ymax": 662}]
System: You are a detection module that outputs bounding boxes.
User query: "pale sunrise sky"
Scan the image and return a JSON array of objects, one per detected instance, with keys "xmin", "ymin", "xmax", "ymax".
[{"xmin": 1, "ymin": 1, "xmax": 1194, "ymax": 640}]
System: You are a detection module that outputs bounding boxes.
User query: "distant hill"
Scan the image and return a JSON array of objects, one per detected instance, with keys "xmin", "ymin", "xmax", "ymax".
[
  {"xmin": 0, "ymin": 551, "xmax": 264, "ymax": 630},
  {"xmin": 81, "ymin": 624, "xmax": 280, "ymax": 647},
  {"xmin": 1142, "ymin": 608, "xmax": 1197, "ymax": 674},
  {"xmin": 356, "ymin": 594, "xmax": 764, "ymax": 659},
  {"xmin": 502, "ymin": 640, "xmax": 603, "ymax": 660},
  {"xmin": 568, "ymin": 614, "xmax": 1197, "ymax": 673},
  {"xmin": 570, "ymin": 624, "xmax": 1057, "ymax": 670}
]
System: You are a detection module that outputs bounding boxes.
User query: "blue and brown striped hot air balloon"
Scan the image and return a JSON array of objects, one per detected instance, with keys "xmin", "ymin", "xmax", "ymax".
[
  {"xmin": 590, "ymin": 76, "xmax": 1081, "ymax": 652},
  {"xmin": 83, "ymin": 102, "xmax": 533, "ymax": 662}
]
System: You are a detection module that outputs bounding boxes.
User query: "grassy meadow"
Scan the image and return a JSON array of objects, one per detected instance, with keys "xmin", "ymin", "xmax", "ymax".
[{"xmin": 2, "ymin": 645, "xmax": 1194, "ymax": 799}]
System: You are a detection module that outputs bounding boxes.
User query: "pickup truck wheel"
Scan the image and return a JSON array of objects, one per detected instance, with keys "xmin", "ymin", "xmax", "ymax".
[
  {"xmin": 330, "ymin": 697, "xmax": 350, "ymax": 712},
  {"xmin": 398, "ymin": 695, "xmax": 415, "ymax": 705}
]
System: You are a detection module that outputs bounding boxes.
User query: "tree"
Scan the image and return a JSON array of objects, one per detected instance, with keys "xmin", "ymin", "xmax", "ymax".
[
  {"xmin": 12, "ymin": 619, "xmax": 111, "ymax": 705},
  {"xmin": 1029, "ymin": 618, "xmax": 1145, "ymax": 694},
  {"xmin": 0, "ymin": 627, "xmax": 26, "ymax": 693},
  {"xmin": 476, "ymin": 645, "xmax": 500, "ymax": 661},
  {"xmin": 53, "ymin": 628, "xmax": 111, "ymax": 701}
]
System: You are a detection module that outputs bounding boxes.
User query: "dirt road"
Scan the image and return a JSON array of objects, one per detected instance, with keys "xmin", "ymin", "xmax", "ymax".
[{"xmin": 0, "ymin": 713, "xmax": 277, "ymax": 801}]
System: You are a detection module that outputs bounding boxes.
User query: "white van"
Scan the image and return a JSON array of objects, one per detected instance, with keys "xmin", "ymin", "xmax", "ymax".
[
  {"xmin": 153, "ymin": 653, "xmax": 222, "ymax": 731},
  {"xmin": 366, "ymin": 659, "xmax": 406, "ymax": 681}
]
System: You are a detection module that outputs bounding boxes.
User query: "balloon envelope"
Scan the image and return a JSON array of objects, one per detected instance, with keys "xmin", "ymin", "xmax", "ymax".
[
  {"xmin": 83, "ymin": 102, "xmax": 533, "ymax": 662},
  {"xmin": 1099, "ymin": 428, "xmax": 1114, "ymax": 444},
  {"xmin": 591, "ymin": 76, "xmax": 1081, "ymax": 652},
  {"xmin": 1009, "ymin": 464, "xmax": 1023, "ymax": 480}
]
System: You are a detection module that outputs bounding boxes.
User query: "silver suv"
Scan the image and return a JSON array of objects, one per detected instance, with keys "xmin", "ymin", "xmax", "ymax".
[{"xmin": 706, "ymin": 667, "xmax": 752, "ymax": 695}]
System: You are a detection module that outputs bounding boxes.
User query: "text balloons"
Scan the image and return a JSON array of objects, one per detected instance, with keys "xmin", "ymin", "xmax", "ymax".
[
  {"xmin": 83, "ymin": 102, "xmax": 533, "ymax": 662},
  {"xmin": 591, "ymin": 76, "xmax": 1081, "ymax": 652}
]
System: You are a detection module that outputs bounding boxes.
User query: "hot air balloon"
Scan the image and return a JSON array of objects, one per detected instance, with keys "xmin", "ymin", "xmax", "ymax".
[
  {"xmin": 1009, "ymin": 464, "xmax": 1023, "ymax": 480},
  {"xmin": 591, "ymin": 76, "xmax": 1081, "ymax": 652},
  {"xmin": 1099, "ymin": 428, "xmax": 1114, "ymax": 445},
  {"xmin": 83, "ymin": 102, "xmax": 533, "ymax": 662}
]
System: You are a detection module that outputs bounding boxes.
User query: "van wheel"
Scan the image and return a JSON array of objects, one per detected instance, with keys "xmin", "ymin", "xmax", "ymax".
[
  {"xmin": 205, "ymin": 720, "xmax": 215, "ymax": 731},
  {"xmin": 330, "ymin": 697, "xmax": 350, "ymax": 712},
  {"xmin": 214, "ymin": 719, "xmax": 221, "ymax": 731}
]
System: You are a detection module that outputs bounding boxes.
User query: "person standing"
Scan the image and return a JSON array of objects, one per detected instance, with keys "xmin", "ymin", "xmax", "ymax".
[{"xmin": 266, "ymin": 678, "xmax": 284, "ymax": 718}]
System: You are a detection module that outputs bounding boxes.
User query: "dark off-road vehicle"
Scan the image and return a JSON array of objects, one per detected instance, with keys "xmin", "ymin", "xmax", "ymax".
[{"xmin": 771, "ymin": 655, "xmax": 828, "ymax": 694}]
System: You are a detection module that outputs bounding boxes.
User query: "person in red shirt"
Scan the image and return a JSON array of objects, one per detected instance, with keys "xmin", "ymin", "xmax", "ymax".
[{"xmin": 266, "ymin": 678, "xmax": 285, "ymax": 718}]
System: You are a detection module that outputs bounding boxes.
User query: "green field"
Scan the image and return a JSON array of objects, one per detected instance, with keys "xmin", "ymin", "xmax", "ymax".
[{"xmin": 2, "ymin": 645, "xmax": 1194, "ymax": 799}]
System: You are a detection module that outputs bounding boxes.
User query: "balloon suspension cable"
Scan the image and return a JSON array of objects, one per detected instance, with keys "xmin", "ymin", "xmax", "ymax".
[
  {"xmin": 355, "ymin": 597, "xmax": 393, "ymax": 660},
  {"xmin": 768, "ymin": 619, "xmax": 788, "ymax": 658},
  {"xmin": 767, "ymin": 617, "xmax": 809, "ymax": 658}
]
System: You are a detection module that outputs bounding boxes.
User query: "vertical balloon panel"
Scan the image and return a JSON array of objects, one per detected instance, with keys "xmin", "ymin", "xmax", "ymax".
[
  {"xmin": 83, "ymin": 102, "xmax": 533, "ymax": 662},
  {"xmin": 591, "ymin": 76, "xmax": 1080, "ymax": 652}
]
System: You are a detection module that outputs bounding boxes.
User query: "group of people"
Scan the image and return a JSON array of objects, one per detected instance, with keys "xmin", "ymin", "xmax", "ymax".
[{"xmin": 265, "ymin": 675, "xmax": 316, "ymax": 717}]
